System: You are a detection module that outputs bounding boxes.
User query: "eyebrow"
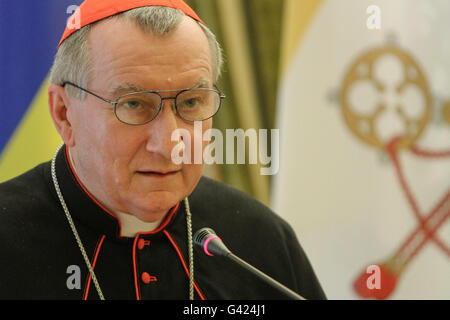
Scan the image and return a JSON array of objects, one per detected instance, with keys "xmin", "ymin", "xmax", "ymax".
[
  {"xmin": 110, "ymin": 83, "xmax": 146, "ymax": 97},
  {"xmin": 110, "ymin": 78, "xmax": 212, "ymax": 97},
  {"xmin": 191, "ymin": 78, "xmax": 211, "ymax": 89}
]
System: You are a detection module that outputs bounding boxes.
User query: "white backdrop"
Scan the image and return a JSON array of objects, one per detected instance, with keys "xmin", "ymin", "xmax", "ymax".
[{"xmin": 273, "ymin": 0, "xmax": 450, "ymax": 299}]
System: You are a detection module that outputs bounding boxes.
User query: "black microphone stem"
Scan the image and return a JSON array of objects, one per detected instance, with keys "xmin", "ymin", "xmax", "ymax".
[
  {"xmin": 226, "ymin": 252, "xmax": 306, "ymax": 300},
  {"xmin": 193, "ymin": 227, "xmax": 306, "ymax": 300}
]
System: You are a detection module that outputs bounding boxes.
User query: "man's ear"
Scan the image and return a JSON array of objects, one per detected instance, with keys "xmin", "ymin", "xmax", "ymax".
[{"xmin": 48, "ymin": 84, "xmax": 75, "ymax": 147}]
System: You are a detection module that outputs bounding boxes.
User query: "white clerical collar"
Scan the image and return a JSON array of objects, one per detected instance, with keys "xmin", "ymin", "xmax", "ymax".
[
  {"xmin": 68, "ymin": 148, "xmax": 162, "ymax": 237},
  {"xmin": 113, "ymin": 211, "xmax": 161, "ymax": 237}
]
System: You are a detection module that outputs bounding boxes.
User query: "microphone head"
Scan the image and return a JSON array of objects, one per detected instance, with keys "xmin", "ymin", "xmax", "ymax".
[
  {"xmin": 193, "ymin": 227, "xmax": 231, "ymax": 257},
  {"xmin": 193, "ymin": 227, "xmax": 217, "ymax": 247}
]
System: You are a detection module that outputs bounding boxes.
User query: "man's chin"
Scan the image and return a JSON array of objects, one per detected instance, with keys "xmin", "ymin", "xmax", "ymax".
[
  {"xmin": 122, "ymin": 195, "xmax": 181, "ymax": 222},
  {"xmin": 133, "ymin": 211, "xmax": 171, "ymax": 223}
]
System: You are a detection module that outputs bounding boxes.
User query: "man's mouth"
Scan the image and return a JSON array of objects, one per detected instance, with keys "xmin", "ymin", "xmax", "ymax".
[{"xmin": 137, "ymin": 170, "xmax": 181, "ymax": 177}]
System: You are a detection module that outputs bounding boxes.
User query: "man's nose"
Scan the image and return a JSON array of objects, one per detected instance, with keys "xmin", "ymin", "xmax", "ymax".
[{"xmin": 144, "ymin": 99, "xmax": 182, "ymax": 160}]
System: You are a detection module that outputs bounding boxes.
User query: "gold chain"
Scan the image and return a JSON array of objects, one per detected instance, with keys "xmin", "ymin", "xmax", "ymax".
[
  {"xmin": 51, "ymin": 144, "xmax": 195, "ymax": 300},
  {"xmin": 184, "ymin": 197, "xmax": 194, "ymax": 300}
]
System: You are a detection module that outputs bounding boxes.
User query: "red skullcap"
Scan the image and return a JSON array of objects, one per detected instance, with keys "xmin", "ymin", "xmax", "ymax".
[{"xmin": 59, "ymin": 0, "xmax": 204, "ymax": 47}]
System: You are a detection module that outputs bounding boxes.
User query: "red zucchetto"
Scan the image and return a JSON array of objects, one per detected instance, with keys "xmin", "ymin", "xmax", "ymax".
[{"xmin": 59, "ymin": 0, "xmax": 204, "ymax": 47}]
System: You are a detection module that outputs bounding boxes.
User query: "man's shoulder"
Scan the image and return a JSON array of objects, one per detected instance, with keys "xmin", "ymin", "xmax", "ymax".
[
  {"xmin": 0, "ymin": 162, "xmax": 54, "ymax": 221},
  {"xmin": 0, "ymin": 162, "xmax": 50, "ymax": 196},
  {"xmin": 191, "ymin": 176, "xmax": 294, "ymax": 235}
]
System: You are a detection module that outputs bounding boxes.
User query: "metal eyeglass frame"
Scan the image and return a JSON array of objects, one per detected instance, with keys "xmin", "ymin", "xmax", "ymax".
[{"xmin": 62, "ymin": 81, "xmax": 226, "ymax": 125}]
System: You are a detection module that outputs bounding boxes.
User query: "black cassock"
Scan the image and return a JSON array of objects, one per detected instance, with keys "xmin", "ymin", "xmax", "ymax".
[{"xmin": 0, "ymin": 145, "xmax": 326, "ymax": 300}]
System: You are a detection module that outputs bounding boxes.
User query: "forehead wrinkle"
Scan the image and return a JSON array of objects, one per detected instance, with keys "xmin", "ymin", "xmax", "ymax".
[{"xmin": 88, "ymin": 18, "xmax": 213, "ymax": 94}]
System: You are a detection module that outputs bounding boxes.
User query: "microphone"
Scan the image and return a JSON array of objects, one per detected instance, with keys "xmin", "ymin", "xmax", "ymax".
[{"xmin": 193, "ymin": 227, "xmax": 306, "ymax": 300}]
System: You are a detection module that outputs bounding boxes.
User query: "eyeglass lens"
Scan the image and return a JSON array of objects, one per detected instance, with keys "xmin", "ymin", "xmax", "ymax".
[{"xmin": 115, "ymin": 89, "xmax": 220, "ymax": 125}]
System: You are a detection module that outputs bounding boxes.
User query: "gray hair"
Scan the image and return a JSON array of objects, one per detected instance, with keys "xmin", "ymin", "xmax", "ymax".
[{"xmin": 49, "ymin": 6, "xmax": 223, "ymax": 99}]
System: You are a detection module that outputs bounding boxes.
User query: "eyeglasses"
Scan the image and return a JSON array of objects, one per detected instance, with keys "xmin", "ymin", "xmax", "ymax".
[{"xmin": 62, "ymin": 82, "xmax": 225, "ymax": 125}]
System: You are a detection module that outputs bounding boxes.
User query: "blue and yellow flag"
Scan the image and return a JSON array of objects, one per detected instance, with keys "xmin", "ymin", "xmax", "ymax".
[{"xmin": 0, "ymin": 1, "xmax": 82, "ymax": 182}]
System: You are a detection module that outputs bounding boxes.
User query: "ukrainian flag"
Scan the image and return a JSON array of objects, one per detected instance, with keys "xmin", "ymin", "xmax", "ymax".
[{"xmin": 0, "ymin": 0, "xmax": 82, "ymax": 182}]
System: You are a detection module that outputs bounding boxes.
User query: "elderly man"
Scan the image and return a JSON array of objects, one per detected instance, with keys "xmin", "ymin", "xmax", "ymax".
[{"xmin": 0, "ymin": 0, "xmax": 325, "ymax": 300}]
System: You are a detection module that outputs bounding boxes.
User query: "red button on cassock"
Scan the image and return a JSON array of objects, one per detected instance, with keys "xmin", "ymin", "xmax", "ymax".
[
  {"xmin": 141, "ymin": 272, "xmax": 157, "ymax": 284},
  {"xmin": 137, "ymin": 239, "xmax": 150, "ymax": 250}
]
